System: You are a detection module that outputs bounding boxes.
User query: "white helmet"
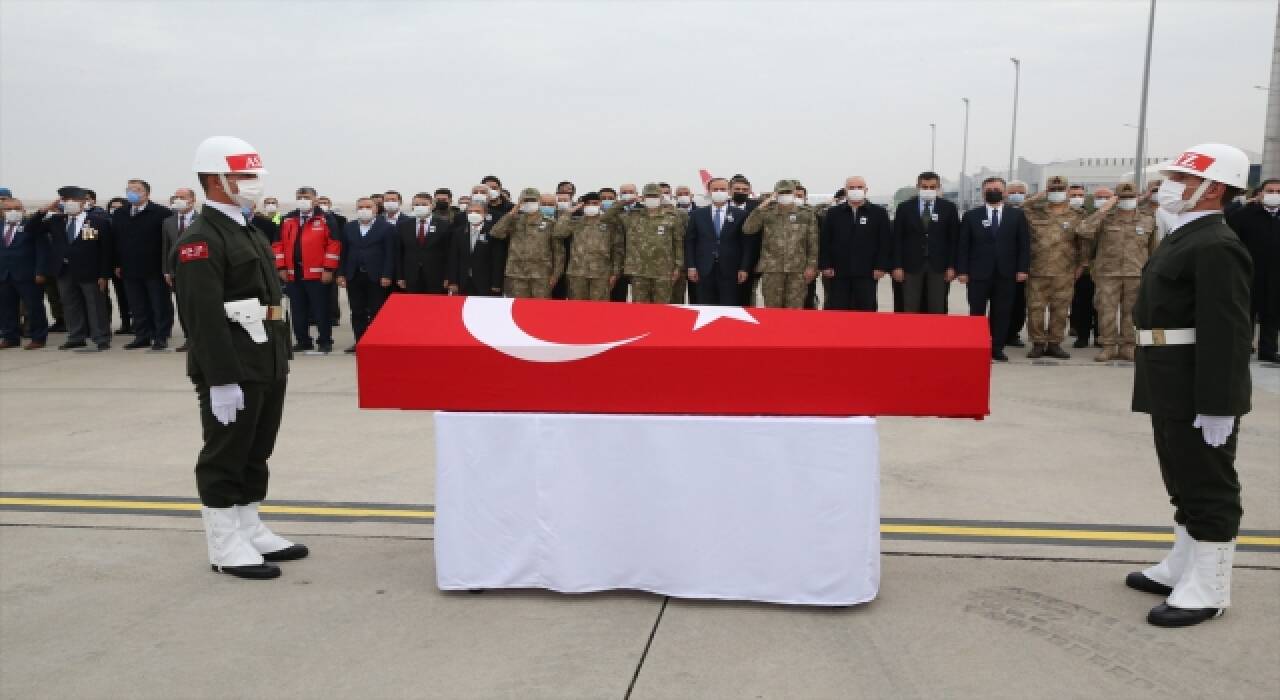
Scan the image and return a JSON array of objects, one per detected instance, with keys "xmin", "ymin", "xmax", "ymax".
[
  {"xmin": 1159, "ymin": 143, "xmax": 1249, "ymax": 189},
  {"xmin": 192, "ymin": 136, "xmax": 268, "ymax": 175}
]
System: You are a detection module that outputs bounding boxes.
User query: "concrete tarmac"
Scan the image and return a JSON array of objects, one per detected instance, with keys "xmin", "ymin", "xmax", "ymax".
[{"xmin": 1, "ymin": 285, "xmax": 1277, "ymax": 699}]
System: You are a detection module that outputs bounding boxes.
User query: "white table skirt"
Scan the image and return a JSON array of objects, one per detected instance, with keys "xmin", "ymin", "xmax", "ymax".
[{"xmin": 434, "ymin": 412, "xmax": 880, "ymax": 606}]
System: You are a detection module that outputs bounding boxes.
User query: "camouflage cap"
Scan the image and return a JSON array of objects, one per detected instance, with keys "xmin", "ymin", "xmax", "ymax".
[
  {"xmin": 642, "ymin": 183, "xmax": 662, "ymax": 196},
  {"xmin": 1115, "ymin": 182, "xmax": 1138, "ymax": 196},
  {"xmin": 518, "ymin": 187, "xmax": 540, "ymax": 201},
  {"xmin": 1047, "ymin": 175, "xmax": 1068, "ymax": 189},
  {"xmin": 774, "ymin": 179, "xmax": 795, "ymax": 193}
]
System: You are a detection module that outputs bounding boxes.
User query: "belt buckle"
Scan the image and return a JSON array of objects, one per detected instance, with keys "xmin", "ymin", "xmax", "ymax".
[{"xmin": 1152, "ymin": 328, "xmax": 1166, "ymax": 346}]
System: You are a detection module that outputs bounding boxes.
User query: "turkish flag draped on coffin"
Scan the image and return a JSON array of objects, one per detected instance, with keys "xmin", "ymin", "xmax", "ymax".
[{"xmin": 356, "ymin": 295, "xmax": 991, "ymax": 418}]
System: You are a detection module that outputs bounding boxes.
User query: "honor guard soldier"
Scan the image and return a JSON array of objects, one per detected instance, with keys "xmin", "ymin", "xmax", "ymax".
[
  {"xmin": 606, "ymin": 183, "xmax": 686, "ymax": 303},
  {"xmin": 1078, "ymin": 183, "xmax": 1159, "ymax": 362},
  {"xmin": 178, "ymin": 136, "xmax": 307, "ymax": 580},
  {"xmin": 743, "ymin": 180, "xmax": 819, "ymax": 309},
  {"xmin": 1127, "ymin": 144, "xmax": 1253, "ymax": 627}
]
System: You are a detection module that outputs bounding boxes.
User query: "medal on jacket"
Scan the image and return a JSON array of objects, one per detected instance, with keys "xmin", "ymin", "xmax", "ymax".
[
  {"xmin": 82, "ymin": 226, "xmax": 97, "ymax": 240},
  {"xmin": 1136, "ymin": 227, "xmax": 1145, "ymax": 236},
  {"xmin": 657, "ymin": 225, "xmax": 666, "ymax": 236}
]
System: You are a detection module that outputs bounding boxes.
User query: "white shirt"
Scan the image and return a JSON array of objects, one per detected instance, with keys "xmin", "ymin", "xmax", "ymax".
[
  {"xmin": 359, "ymin": 222, "xmax": 373, "ymax": 237},
  {"xmin": 469, "ymin": 224, "xmax": 483, "ymax": 251},
  {"xmin": 67, "ymin": 211, "xmax": 87, "ymax": 238},
  {"xmin": 177, "ymin": 210, "xmax": 195, "ymax": 228},
  {"xmin": 985, "ymin": 204, "xmax": 1005, "ymax": 224},
  {"xmin": 205, "ymin": 200, "xmax": 247, "ymax": 226}
]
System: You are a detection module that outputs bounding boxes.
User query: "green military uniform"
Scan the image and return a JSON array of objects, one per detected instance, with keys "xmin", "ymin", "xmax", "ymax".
[
  {"xmin": 1079, "ymin": 183, "xmax": 1160, "ymax": 360},
  {"xmin": 1024, "ymin": 176, "xmax": 1085, "ymax": 353},
  {"xmin": 608, "ymin": 184, "xmax": 685, "ymax": 303},
  {"xmin": 175, "ymin": 205, "xmax": 291, "ymax": 509},
  {"xmin": 554, "ymin": 213, "xmax": 622, "ymax": 301},
  {"xmin": 742, "ymin": 180, "xmax": 819, "ymax": 309},
  {"xmin": 1132, "ymin": 212, "xmax": 1252, "ymax": 543},
  {"xmin": 489, "ymin": 188, "xmax": 565, "ymax": 299}
]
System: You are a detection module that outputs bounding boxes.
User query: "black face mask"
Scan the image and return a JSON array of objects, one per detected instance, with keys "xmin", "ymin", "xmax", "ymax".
[
  {"xmin": 434, "ymin": 200, "xmax": 449, "ymax": 211},
  {"xmin": 732, "ymin": 192, "xmax": 749, "ymax": 204},
  {"xmin": 984, "ymin": 190, "xmax": 1004, "ymax": 204}
]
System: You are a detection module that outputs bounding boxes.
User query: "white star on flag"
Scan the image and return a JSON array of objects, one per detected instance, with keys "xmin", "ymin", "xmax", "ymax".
[{"xmin": 673, "ymin": 304, "xmax": 759, "ymax": 331}]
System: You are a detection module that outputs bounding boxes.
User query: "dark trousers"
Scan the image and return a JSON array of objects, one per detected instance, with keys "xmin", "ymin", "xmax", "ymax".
[
  {"xmin": 459, "ymin": 278, "xmax": 498, "ymax": 296},
  {"xmin": 824, "ymin": 276, "xmax": 878, "ymax": 311},
  {"xmin": 1258, "ymin": 308, "xmax": 1278, "ymax": 359},
  {"xmin": 694, "ymin": 263, "xmax": 740, "ymax": 306},
  {"xmin": 347, "ymin": 271, "xmax": 388, "ymax": 340},
  {"xmin": 1071, "ymin": 270, "xmax": 1098, "ymax": 341},
  {"xmin": 1007, "ymin": 280, "xmax": 1026, "ymax": 342},
  {"xmin": 195, "ymin": 380, "xmax": 287, "ymax": 509},
  {"xmin": 44, "ymin": 276, "xmax": 63, "ymax": 323},
  {"xmin": 967, "ymin": 277, "xmax": 1014, "ymax": 355},
  {"xmin": 287, "ymin": 280, "xmax": 333, "ymax": 347},
  {"xmin": 0, "ymin": 278, "xmax": 47, "ymax": 342},
  {"xmin": 891, "ymin": 279, "xmax": 905, "ymax": 312},
  {"xmin": 610, "ymin": 275, "xmax": 631, "ymax": 302},
  {"xmin": 329, "ymin": 282, "xmax": 341, "ymax": 323},
  {"xmin": 803, "ymin": 280, "xmax": 818, "ymax": 309},
  {"xmin": 403, "ymin": 265, "xmax": 444, "ymax": 294},
  {"xmin": 110, "ymin": 276, "xmax": 130, "ymax": 328},
  {"xmin": 904, "ymin": 268, "xmax": 948, "ymax": 313},
  {"xmin": 1151, "ymin": 415, "xmax": 1242, "ymax": 542},
  {"xmin": 58, "ymin": 274, "xmax": 110, "ymax": 344},
  {"xmin": 124, "ymin": 276, "xmax": 173, "ymax": 341}
]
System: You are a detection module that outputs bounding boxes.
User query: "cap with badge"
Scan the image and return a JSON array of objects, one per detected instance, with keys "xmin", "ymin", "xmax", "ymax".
[
  {"xmin": 57, "ymin": 186, "xmax": 88, "ymax": 199},
  {"xmin": 774, "ymin": 180, "xmax": 795, "ymax": 193},
  {"xmin": 519, "ymin": 187, "xmax": 540, "ymax": 201},
  {"xmin": 1115, "ymin": 182, "xmax": 1137, "ymax": 196},
  {"xmin": 1047, "ymin": 175, "xmax": 1068, "ymax": 189},
  {"xmin": 642, "ymin": 183, "xmax": 662, "ymax": 196}
]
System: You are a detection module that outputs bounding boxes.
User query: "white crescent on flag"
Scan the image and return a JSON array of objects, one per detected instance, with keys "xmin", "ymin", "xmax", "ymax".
[{"xmin": 462, "ymin": 297, "xmax": 648, "ymax": 363}]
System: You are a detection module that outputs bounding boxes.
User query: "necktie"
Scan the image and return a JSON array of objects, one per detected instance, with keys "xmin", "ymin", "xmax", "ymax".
[
  {"xmin": 3, "ymin": 224, "xmax": 14, "ymax": 247},
  {"xmin": 67, "ymin": 218, "xmax": 76, "ymax": 244},
  {"xmin": 991, "ymin": 208, "xmax": 1001, "ymax": 232},
  {"xmin": 471, "ymin": 226, "xmax": 481, "ymax": 252},
  {"xmin": 178, "ymin": 216, "xmax": 186, "ymax": 234},
  {"xmin": 418, "ymin": 219, "xmax": 426, "ymax": 246},
  {"xmin": 714, "ymin": 207, "xmax": 723, "ymax": 240},
  {"xmin": 922, "ymin": 201, "xmax": 932, "ymax": 228}
]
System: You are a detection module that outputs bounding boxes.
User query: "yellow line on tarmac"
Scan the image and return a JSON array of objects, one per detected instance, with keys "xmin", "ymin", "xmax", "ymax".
[
  {"xmin": 880, "ymin": 524, "xmax": 1280, "ymax": 548},
  {"xmin": 0, "ymin": 497, "xmax": 436, "ymax": 520}
]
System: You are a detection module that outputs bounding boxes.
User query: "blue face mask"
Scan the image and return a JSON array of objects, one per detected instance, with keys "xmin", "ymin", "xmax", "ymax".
[
  {"xmin": 601, "ymin": 200, "xmax": 615, "ymax": 210},
  {"xmin": 241, "ymin": 206, "xmax": 253, "ymax": 218},
  {"xmin": 539, "ymin": 206, "xmax": 556, "ymax": 218},
  {"xmin": 125, "ymin": 191, "xmax": 143, "ymax": 204}
]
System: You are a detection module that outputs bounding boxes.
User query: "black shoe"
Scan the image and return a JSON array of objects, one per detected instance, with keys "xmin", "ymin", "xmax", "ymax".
[
  {"xmin": 992, "ymin": 351, "xmax": 1009, "ymax": 362},
  {"xmin": 1073, "ymin": 338, "xmax": 1089, "ymax": 349},
  {"xmin": 291, "ymin": 343, "xmax": 314, "ymax": 353},
  {"xmin": 1261, "ymin": 353, "xmax": 1280, "ymax": 364},
  {"xmin": 210, "ymin": 563, "xmax": 281, "ymax": 580},
  {"xmin": 1125, "ymin": 571, "xmax": 1172, "ymax": 596},
  {"xmin": 344, "ymin": 345, "xmax": 357, "ymax": 354},
  {"xmin": 151, "ymin": 340, "xmax": 168, "ymax": 351},
  {"xmin": 48, "ymin": 321, "xmax": 67, "ymax": 333},
  {"xmin": 175, "ymin": 342, "xmax": 189, "ymax": 352},
  {"xmin": 1147, "ymin": 603, "xmax": 1223, "ymax": 628},
  {"xmin": 263, "ymin": 544, "xmax": 309, "ymax": 562},
  {"xmin": 75, "ymin": 342, "xmax": 109, "ymax": 353},
  {"xmin": 124, "ymin": 338, "xmax": 151, "ymax": 350},
  {"xmin": 58, "ymin": 340, "xmax": 87, "ymax": 350},
  {"xmin": 317, "ymin": 343, "xmax": 333, "ymax": 354},
  {"xmin": 1006, "ymin": 338, "xmax": 1025, "ymax": 348},
  {"xmin": 116, "ymin": 325, "xmax": 134, "ymax": 335},
  {"xmin": 1046, "ymin": 343, "xmax": 1070, "ymax": 360},
  {"xmin": 1027, "ymin": 344, "xmax": 1045, "ymax": 359}
]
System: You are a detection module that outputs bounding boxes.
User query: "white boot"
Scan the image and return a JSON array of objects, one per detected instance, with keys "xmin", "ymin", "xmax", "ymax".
[
  {"xmin": 1143, "ymin": 524, "xmax": 1194, "ymax": 586},
  {"xmin": 200, "ymin": 506, "xmax": 269, "ymax": 570},
  {"xmin": 237, "ymin": 503, "xmax": 309, "ymax": 561},
  {"xmin": 1167, "ymin": 538, "xmax": 1234, "ymax": 610}
]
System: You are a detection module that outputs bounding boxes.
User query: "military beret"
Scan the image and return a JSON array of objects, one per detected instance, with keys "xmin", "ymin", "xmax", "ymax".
[
  {"xmin": 1046, "ymin": 175, "xmax": 1068, "ymax": 188},
  {"xmin": 57, "ymin": 185, "xmax": 88, "ymax": 199},
  {"xmin": 642, "ymin": 183, "xmax": 662, "ymax": 196},
  {"xmin": 518, "ymin": 187, "xmax": 540, "ymax": 201},
  {"xmin": 774, "ymin": 179, "xmax": 795, "ymax": 193},
  {"xmin": 1115, "ymin": 182, "xmax": 1137, "ymax": 196}
]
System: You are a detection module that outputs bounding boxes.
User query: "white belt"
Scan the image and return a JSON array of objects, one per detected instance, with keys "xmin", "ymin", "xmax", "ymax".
[{"xmin": 1137, "ymin": 328, "xmax": 1195, "ymax": 346}]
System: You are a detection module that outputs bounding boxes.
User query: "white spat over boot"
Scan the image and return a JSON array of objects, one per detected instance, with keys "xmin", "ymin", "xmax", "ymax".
[
  {"xmin": 238, "ymin": 503, "xmax": 309, "ymax": 562},
  {"xmin": 1126, "ymin": 524, "xmax": 1192, "ymax": 595},
  {"xmin": 1147, "ymin": 538, "xmax": 1234, "ymax": 627},
  {"xmin": 201, "ymin": 506, "xmax": 280, "ymax": 579}
]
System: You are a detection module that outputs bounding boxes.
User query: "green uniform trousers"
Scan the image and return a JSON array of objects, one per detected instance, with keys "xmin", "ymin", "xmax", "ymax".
[
  {"xmin": 1151, "ymin": 415, "xmax": 1242, "ymax": 542},
  {"xmin": 195, "ymin": 379, "xmax": 288, "ymax": 508}
]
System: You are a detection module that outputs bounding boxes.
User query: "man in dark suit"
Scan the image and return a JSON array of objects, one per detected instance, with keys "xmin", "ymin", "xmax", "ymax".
[
  {"xmin": 161, "ymin": 189, "xmax": 198, "ymax": 351},
  {"xmin": 685, "ymin": 177, "xmax": 751, "ymax": 305},
  {"xmin": 0, "ymin": 197, "xmax": 50, "ymax": 349},
  {"xmin": 957, "ymin": 177, "xmax": 1031, "ymax": 362},
  {"xmin": 1227, "ymin": 179, "xmax": 1280, "ymax": 363},
  {"xmin": 820, "ymin": 176, "xmax": 893, "ymax": 311},
  {"xmin": 28, "ymin": 187, "xmax": 114, "ymax": 351},
  {"xmin": 337, "ymin": 197, "xmax": 396, "ymax": 353},
  {"xmin": 112, "ymin": 179, "xmax": 174, "ymax": 350},
  {"xmin": 892, "ymin": 171, "xmax": 960, "ymax": 313},
  {"xmin": 396, "ymin": 191, "xmax": 456, "ymax": 294},
  {"xmin": 729, "ymin": 175, "xmax": 762, "ymax": 306},
  {"xmin": 448, "ymin": 200, "xmax": 503, "ymax": 297}
]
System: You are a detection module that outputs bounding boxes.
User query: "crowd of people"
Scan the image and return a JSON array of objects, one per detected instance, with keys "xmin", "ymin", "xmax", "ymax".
[{"xmin": 0, "ymin": 171, "xmax": 1276, "ymax": 362}]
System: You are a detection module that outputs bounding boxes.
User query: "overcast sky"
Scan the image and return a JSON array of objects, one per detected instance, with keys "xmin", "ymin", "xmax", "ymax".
[{"xmin": 1, "ymin": 0, "xmax": 1274, "ymax": 206}]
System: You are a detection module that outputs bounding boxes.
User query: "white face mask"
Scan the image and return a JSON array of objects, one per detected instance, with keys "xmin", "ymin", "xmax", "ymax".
[
  {"xmin": 356, "ymin": 208, "xmax": 374, "ymax": 223},
  {"xmin": 1262, "ymin": 192, "xmax": 1280, "ymax": 208},
  {"xmin": 1157, "ymin": 179, "xmax": 1207, "ymax": 215},
  {"xmin": 412, "ymin": 204, "xmax": 431, "ymax": 218},
  {"xmin": 62, "ymin": 200, "xmax": 84, "ymax": 216},
  {"xmin": 296, "ymin": 199, "xmax": 313, "ymax": 212},
  {"xmin": 318, "ymin": 204, "xmax": 331, "ymax": 213},
  {"xmin": 223, "ymin": 176, "xmax": 263, "ymax": 209},
  {"xmin": 171, "ymin": 198, "xmax": 190, "ymax": 211},
  {"xmin": 1007, "ymin": 193, "xmax": 1026, "ymax": 205},
  {"xmin": 676, "ymin": 195, "xmax": 691, "ymax": 206},
  {"xmin": 643, "ymin": 197, "xmax": 662, "ymax": 208},
  {"xmin": 263, "ymin": 202, "xmax": 278, "ymax": 214},
  {"xmin": 776, "ymin": 194, "xmax": 795, "ymax": 206},
  {"xmin": 1068, "ymin": 196, "xmax": 1085, "ymax": 209},
  {"xmin": 519, "ymin": 201, "xmax": 539, "ymax": 214},
  {"xmin": 1093, "ymin": 198, "xmax": 1111, "ymax": 208},
  {"xmin": 488, "ymin": 188, "xmax": 501, "ymax": 199},
  {"xmin": 383, "ymin": 200, "xmax": 400, "ymax": 213},
  {"xmin": 918, "ymin": 188, "xmax": 938, "ymax": 201},
  {"xmin": 1117, "ymin": 198, "xmax": 1138, "ymax": 211},
  {"xmin": 709, "ymin": 191, "xmax": 729, "ymax": 204},
  {"xmin": 3, "ymin": 210, "xmax": 23, "ymax": 223},
  {"xmin": 847, "ymin": 188, "xmax": 867, "ymax": 203},
  {"xmin": 1047, "ymin": 191, "xmax": 1067, "ymax": 204},
  {"xmin": 471, "ymin": 192, "xmax": 489, "ymax": 203},
  {"xmin": 467, "ymin": 212, "xmax": 484, "ymax": 224},
  {"xmin": 557, "ymin": 200, "xmax": 570, "ymax": 211},
  {"xmin": 583, "ymin": 205, "xmax": 601, "ymax": 217},
  {"xmin": 620, "ymin": 193, "xmax": 636, "ymax": 203}
]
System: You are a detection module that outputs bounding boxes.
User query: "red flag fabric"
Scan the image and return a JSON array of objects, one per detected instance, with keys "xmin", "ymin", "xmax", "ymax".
[{"xmin": 357, "ymin": 295, "xmax": 991, "ymax": 418}]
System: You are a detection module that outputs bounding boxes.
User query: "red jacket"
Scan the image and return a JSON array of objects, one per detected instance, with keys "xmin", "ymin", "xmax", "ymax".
[{"xmin": 273, "ymin": 213, "xmax": 341, "ymax": 281}]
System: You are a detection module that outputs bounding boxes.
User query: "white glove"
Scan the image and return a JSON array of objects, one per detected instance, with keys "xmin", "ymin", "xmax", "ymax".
[
  {"xmin": 210, "ymin": 384, "xmax": 245, "ymax": 426},
  {"xmin": 1193, "ymin": 415, "xmax": 1234, "ymax": 448}
]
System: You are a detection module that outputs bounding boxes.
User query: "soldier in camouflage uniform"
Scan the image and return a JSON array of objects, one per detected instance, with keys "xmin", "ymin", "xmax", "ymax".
[
  {"xmin": 1022, "ymin": 175, "xmax": 1085, "ymax": 359},
  {"xmin": 489, "ymin": 187, "xmax": 565, "ymax": 299},
  {"xmin": 554, "ymin": 192, "xmax": 622, "ymax": 301},
  {"xmin": 1079, "ymin": 182, "xmax": 1160, "ymax": 362},
  {"xmin": 742, "ymin": 180, "xmax": 819, "ymax": 309},
  {"xmin": 606, "ymin": 183, "xmax": 685, "ymax": 303},
  {"xmin": 665, "ymin": 192, "xmax": 692, "ymax": 303}
]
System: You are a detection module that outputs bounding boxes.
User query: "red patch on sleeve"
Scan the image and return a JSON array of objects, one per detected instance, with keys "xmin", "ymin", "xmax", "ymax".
[{"xmin": 179, "ymin": 242, "xmax": 210, "ymax": 263}]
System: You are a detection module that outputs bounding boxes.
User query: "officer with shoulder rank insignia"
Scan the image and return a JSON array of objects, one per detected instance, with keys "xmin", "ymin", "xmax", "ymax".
[
  {"xmin": 606, "ymin": 183, "xmax": 685, "ymax": 303},
  {"xmin": 1127, "ymin": 143, "xmax": 1254, "ymax": 628},
  {"xmin": 743, "ymin": 180, "xmax": 819, "ymax": 309},
  {"xmin": 178, "ymin": 136, "xmax": 306, "ymax": 581},
  {"xmin": 1021, "ymin": 175, "xmax": 1085, "ymax": 359},
  {"xmin": 489, "ymin": 187, "xmax": 564, "ymax": 299},
  {"xmin": 554, "ymin": 192, "xmax": 622, "ymax": 301},
  {"xmin": 1078, "ymin": 182, "xmax": 1159, "ymax": 362}
]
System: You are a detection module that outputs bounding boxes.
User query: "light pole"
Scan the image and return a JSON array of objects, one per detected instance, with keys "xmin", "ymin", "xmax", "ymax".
[
  {"xmin": 1008, "ymin": 57, "xmax": 1020, "ymax": 182},
  {"xmin": 1124, "ymin": 122, "xmax": 1151, "ymax": 157},
  {"xmin": 960, "ymin": 98, "xmax": 970, "ymax": 209},
  {"xmin": 1133, "ymin": 0, "xmax": 1156, "ymax": 191},
  {"xmin": 929, "ymin": 122, "xmax": 937, "ymax": 171}
]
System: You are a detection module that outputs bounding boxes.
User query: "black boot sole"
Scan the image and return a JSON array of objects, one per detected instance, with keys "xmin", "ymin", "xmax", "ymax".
[
  {"xmin": 1147, "ymin": 603, "xmax": 1223, "ymax": 627},
  {"xmin": 1125, "ymin": 571, "xmax": 1173, "ymax": 595},
  {"xmin": 263, "ymin": 544, "xmax": 310, "ymax": 562},
  {"xmin": 211, "ymin": 563, "xmax": 281, "ymax": 579}
]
